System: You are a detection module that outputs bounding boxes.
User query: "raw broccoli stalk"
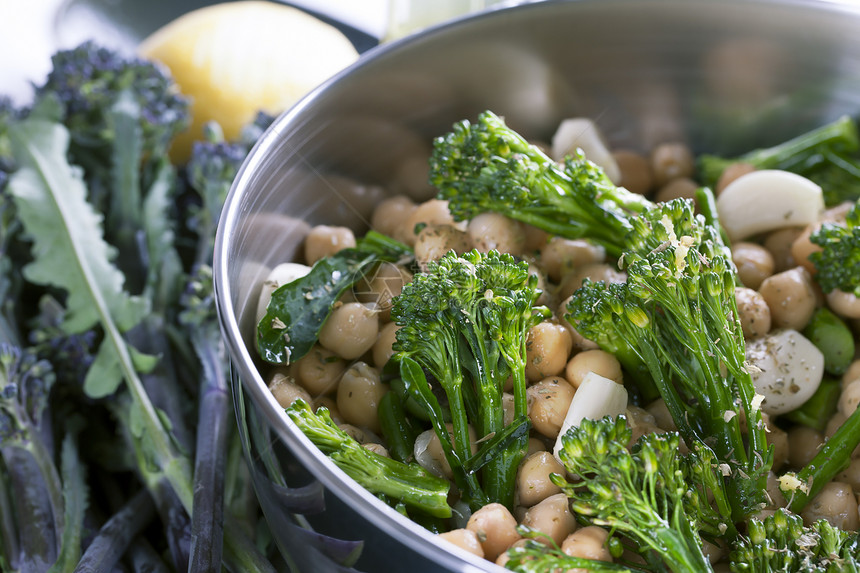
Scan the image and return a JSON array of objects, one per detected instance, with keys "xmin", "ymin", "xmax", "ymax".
[
  {"xmin": 390, "ymin": 249, "xmax": 549, "ymax": 510},
  {"xmin": 550, "ymin": 416, "xmax": 717, "ymax": 572},
  {"xmin": 0, "ymin": 344, "xmax": 65, "ymax": 569},
  {"xmin": 697, "ymin": 115, "xmax": 860, "ymax": 206},
  {"xmin": 731, "ymin": 508, "xmax": 860, "ymax": 572},
  {"xmin": 566, "ymin": 199, "xmax": 771, "ymax": 524},
  {"xmin": 429, "ymin": 110, "xmax": 652, "ymax": 258},
  {"xmin": 285, "ymin": 399, "xmax": 452, "ymax": 519},
  {"xmin": 809, "ymin": 200, "xmax": 860, "ymax": 297}
]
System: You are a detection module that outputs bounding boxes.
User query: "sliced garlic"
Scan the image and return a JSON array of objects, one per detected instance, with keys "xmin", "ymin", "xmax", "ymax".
[
  {"xmin": 716, "ymin": 170, "xmax": 824, "ymax": 242},
  {"xmin": 551, "ymin": 118, "xmax": 621, "ymax": 184}
]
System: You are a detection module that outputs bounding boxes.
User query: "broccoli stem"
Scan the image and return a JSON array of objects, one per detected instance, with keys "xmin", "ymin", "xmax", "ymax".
[
  {"xmin": 286, "ymin": 398, "xmax": 452, "ymax": 519},
  {"xmin": 2, "ymin": 446, "xmax": 58, "ymax": 570},
  {"xmin": 187, "ymin": 333, "xmax": 230, "ymax": 573},
  {"xmin": 72, "ymin": 488, "xmax": 155, "ymax": 573},
  {"xmin": 787, "ymin": 404, "xmax": 860, "ymax": 512}
]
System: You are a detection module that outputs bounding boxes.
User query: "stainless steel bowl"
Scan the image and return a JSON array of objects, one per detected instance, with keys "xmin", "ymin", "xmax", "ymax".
[{"xmin": 213, "ymin": 1, "xmax": 860, "ymax": 571}]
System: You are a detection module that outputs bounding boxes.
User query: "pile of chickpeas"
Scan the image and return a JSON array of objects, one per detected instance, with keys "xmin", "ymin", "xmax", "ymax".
[{"xmin": 261, "ymin": 128, "xmax": 860, "ymax": 569}]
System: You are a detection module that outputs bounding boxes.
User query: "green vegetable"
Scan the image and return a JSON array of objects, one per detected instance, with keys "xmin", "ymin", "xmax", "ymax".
[
  {"xmin": 731, "ymin": 508, "xmax": 860, "ymax": 572},
  {"xmin": 429, "ymin": 110, "xmax": 651, "ymax": 258},
  {"xmin": 257, "ymin": 230, "xmax": 412, "ymax": 364},
  {"xmin": 0, "ymin": 41, "xmax": 284, "ymax": 572},
  {"xmin": 782, "ymin": 377, "xmax": 841, "ymax": 432},
  {"xmin": 697, "ymin": 115, "xmax": 860, "ymax": 207},
  {"xmin": 809, "ymin": 200, "xmax": 860, "ymax": 298},
  {"xmin": 550, "ymin": 416, "xmax": 717, "ymax": 572},
  {"xmin": 803, "ymin": 307, "xmax": 856, "ymax": 375},
  {"xmin": 391, "ymin": 249, "xmax": 549, "ymax": 511},
  {"xmin": 285, "ymin": 399, "xmax": 452, "ymax": 519}
]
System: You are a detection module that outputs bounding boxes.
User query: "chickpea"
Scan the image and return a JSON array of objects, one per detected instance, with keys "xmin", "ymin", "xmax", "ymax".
[
  {"xmin": 362, "ymin": 443, "xmax": 390, "ymax": 458},
  {"xmin": 767, "ymin": 419, "xmax": 789, "ymax": 472},
  {"xmin": 650, "ymin": 142, "xmax": 695, "ymax": 187},
  {"xmin": 336, "ymin": 362, "xmax": 387, "ymax": 433},
  {"xmin": 522, "ymin": 224, "xmax": 550, "ymax": 253},
  {"xmin": 414, "ymin": 224, "xmax": 473, "ymax": 271},
  {"xmin": 354, "ymin": 263, "xmax": 411, "ymax": 322},
  {"xmin": 836, "ymin": 458, "xmax": 860, "ymax": 493},
  {"xmin": 839, "ymin": 380, "xmax": 860, "ymax": 418},
  {"xmin": 732, "ymin": 241, "xmax": 775, "ymax": 290},
  {"xmin": 626, "ymin": 405, "xmax": 664, "ymax": 447},
  {"xmin": 539, "ymin": 237, "xmax": 605, "ymax": 283},
  {"xmin": 372, "ymin": 321, "xmax": 400, "ymax": 368},
  {"xmin": 466, "ymin": 503, "xmax": 521, "ymax": 562},
  {"xmin": 467, "ymin": 213, "xmax": 526, "ymax": 256},
  {"xmin": 390, "ymin": 154, "xmax": 434, "ymax": 200},
  {"xmin": 790, "ymin": 224, "xmax": 822, "ymax": 275},
  {"xmin": 521, "ymin": 493, "xmax": 577, "ymax": 546},
  {"xmin": 826, "ymin": 412, "xmax": 847, "ymax": 440},
  {"xmin": 370, "ymin": 195, "xmax": 417, "ymax": 244},
  {"xmin": 558, "ymin": 262, "xmax": 626, "ymax": 300},
  {"xmin": 402, "ymin": 199, "xmax": 460, "ymax": 246},
  {"xmin": 338, "ymin": 423, "xmax": 370, "ymax": 443},
  {"xmin": 318, "ymin": 302, "xmax": 379, "ymax": 360},
  {"xmin": 735, "ymin": 286, "xmax": 772, "ymax": 339},
  {"xmin": 827, "ymin": 289, "xmax": 860, "ymax": 320},
  {"xmin": 716, "ymin": 162, "xmax": 756, "ymax": 195},
  {"xmin": 612, "ymin": 149, "xmax": 653, "ymax": 196},
  {"xmin": 526, "ymin": 322, "xmax": 574, "ymax": 382},
  {"xmin": 801, "ymin": 481, "xmax": 860, "ymax": 531},
  {"xmin": 415, "ymin": 425, "xmax": 477, "ymax": 479},
  {"xmin": 561, "ymin": 526, "xmax": 612, "ymax": 565},
  {"xmin": 527, "ymin": 377, "xmax": 576, "ymax": 438},
  {"xmin": 787, "ymin": 425, "xmax": 824, "ymax": 469},
  {"xmin": 517, "ymin": 451, "xmax": 565, "ymax": 507},
  {"xmin": 565, "ymin": 349, "xmax": 623, "ymax": 389},
  {"xmin": 764, "ymin": 227, "xmax": 804, "ymax": 272},
  {"xmin": 557, "ymin": 296, "xmax": 600, "ymax": 352},
  {"xmin": 436, "ymin": 529, "xmax": 484, "ymax": 558},
  {"xmin": 645, "ymin": 398, "xmax": 677, "ymax": 431},
  {"xmin": 502, "ymin": 392, "xmax": 515, "ymax": 427},
  {"xmin": 294, "ymin": 344, "xmax": 347, "ymax": 396},
  {"xmin": 765, "ymin": 471, "xmax": 787, "ymax": 509},
  {"xmin": 758, "ymin": 267, "xmax": 817, "ymax": 330},
  {"xmin": 844, "ymin": 360, "xmax": 860, "ymax": 389},
  {"xmin": 495, "ymin": 539, "xmax": 528, "ymax": 568},
  {"xmin": 527, "ymin": 437, "xmax": 547, "ymax": 456},
  {"xmin": 303, "ymin": 225, "xmax": 356, "ymax": 265},
  {"xmin": 654, "ymin": 177, "xmax": 698, "ymax": 204},
  {"xmin": 268, "ymin": 372, "xmax": 311, "ymax": 408}
]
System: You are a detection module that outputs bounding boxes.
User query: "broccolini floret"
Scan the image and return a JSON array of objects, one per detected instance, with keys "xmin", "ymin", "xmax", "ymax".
[
  {"xmin": 809, "ymin": 200, "xmax": 860, "ymax": 297},
  {"xmin": 429, "ymin": 110, "xmax": 651, "ymax": 258},
  {"xmin": 697, "ymin": 115, "xmax": 860, "ymax": 207},
  {"xmin": 549, "ymin": 416, "xmax": 716, "ymax": 572},
  {"xmin": 567, "ymin": 199, "xmax": 771, "ymax": 523},
  {"xmin": 390, "ymin": 249, "xmax": 549, "ymax": 510},
  {"xmin": 285, "ymin": 399, "xmax": 452, "ymax": 519},
  {"xmin": 731, "ymin": 508, "xmax": 860, "ymax": 572},
  {"xmin": 37, "ymin": 41, "xmax": 189, "ymax": 169}
]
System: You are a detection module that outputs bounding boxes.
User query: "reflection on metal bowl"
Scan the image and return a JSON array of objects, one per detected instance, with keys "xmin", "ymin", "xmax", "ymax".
[{"xmin": 213, "ymin": 1, "xmax": 860, "ymax": 571}]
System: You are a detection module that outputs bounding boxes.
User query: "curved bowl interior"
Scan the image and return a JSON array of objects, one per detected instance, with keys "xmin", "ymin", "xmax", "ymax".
[{"xmin": 214, "ymin": 0, "xmax": 860, "ymax": 570}]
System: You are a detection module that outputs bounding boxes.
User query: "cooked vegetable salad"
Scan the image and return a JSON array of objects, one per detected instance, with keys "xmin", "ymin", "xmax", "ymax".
[{"xmin": 257, "ymin": 110, "xmax": 860, "ymax": 571}]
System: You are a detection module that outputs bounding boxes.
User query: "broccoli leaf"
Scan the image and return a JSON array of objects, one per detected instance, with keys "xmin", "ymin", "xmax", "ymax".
[{"xmin": 6, "ymin": 117, "xmax": 150, "ymax": 397}]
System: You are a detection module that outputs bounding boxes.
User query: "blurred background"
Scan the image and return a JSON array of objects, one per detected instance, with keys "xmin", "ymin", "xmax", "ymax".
[{"xmin": 0, "ymin": 0, "xmax": 521, "ymax": 105}]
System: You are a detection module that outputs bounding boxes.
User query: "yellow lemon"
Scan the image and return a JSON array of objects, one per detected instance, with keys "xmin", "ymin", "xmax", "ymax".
[{"xmin": 139, "ymin": 1, "xmax": 359, "ymax": 161}]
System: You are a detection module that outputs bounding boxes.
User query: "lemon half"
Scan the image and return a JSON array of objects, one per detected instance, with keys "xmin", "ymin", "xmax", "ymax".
[{"xmin": 139, "ymin": 1, "xmax": 359, "ymax": 160}]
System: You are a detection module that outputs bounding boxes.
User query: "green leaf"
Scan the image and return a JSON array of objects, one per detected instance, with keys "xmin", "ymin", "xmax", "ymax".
[
  {"xmin": 256, "ymin": 249, "xmax": 380, "ymax": 364},
  {"xmin": 7, "ymin": 118, "xmax": 150, "ymax": 398}
]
